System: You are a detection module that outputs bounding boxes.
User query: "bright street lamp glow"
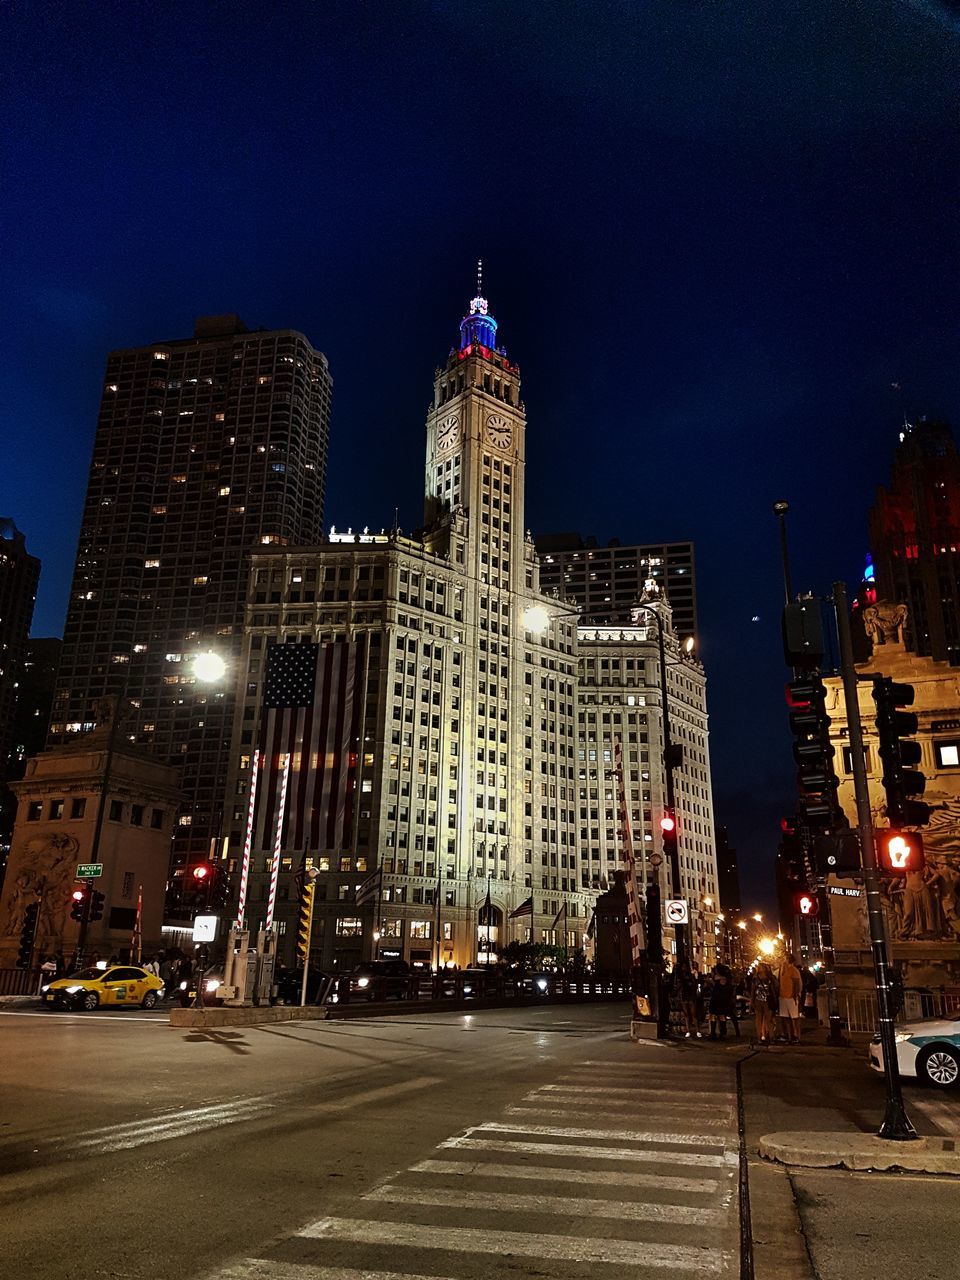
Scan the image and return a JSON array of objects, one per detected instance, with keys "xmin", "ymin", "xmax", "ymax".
[
  {"xmin": 752, "ymin": 912, "xmax": 763, "ymax": 922},
  {"xmin": 684, "ymin": 636, "xmax": 695, "ymax": 653},
  {"xmin": 758, "ymin": 937, "xmax": 776, "ymax": 956},
  {"xmin": 522, "ymin": 605, "xmax": 551, "ymax": 635},
  {"xmin": 193, "ymin": 651, "xmax": 227, "ymax": 683},
  {"xmin": 737, "ymin": 920, "xmax": 748, "ymax": 930}
]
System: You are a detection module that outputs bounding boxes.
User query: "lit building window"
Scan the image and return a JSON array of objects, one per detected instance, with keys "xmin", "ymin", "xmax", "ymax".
[
  {"xmin": 219, "ymin": 486, "xmax": 231, "ymax": 496},
  {"xmin": 145, "ymin": 559, "xmax": 160, "ymax": 568},
  {"xmin": 153, "ymin": 351, "xmax": 169, "ymax": 360}
]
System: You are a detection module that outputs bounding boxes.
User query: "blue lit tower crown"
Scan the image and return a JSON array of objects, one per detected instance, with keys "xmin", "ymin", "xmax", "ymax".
[{"xmin": 459, "ymin": 291, "xmax": 498, "ymax": 351}]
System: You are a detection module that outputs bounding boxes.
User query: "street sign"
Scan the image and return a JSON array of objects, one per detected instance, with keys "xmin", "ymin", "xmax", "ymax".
[
  {"xmin": 193, "ymin": 915, "xmax": 218, "ymax": 943},
  {"xmin": 76, "ymin": 863, "xmax": 103, "ymax": 879},
  {"xmin": 665, "ymin": 899, "xmax": 689, "ymax": 925}
]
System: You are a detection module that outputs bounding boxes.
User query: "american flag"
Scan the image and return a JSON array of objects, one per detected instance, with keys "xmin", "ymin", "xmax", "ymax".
[
  {"xmin": 614, "ymin": 738, "xmax": 644, "ymax": 965},
  {"xmin": 253, "ymin": 639, "xmax": 364, "ymax": 852}
]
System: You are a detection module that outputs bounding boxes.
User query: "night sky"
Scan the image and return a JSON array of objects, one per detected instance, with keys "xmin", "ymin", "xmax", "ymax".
[{"xmin": 4, "ymin": 1, "xmax": 959, "ymax": 911}]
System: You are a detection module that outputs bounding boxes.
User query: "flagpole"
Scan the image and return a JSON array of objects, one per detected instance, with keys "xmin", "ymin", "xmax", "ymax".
[
  {"xmin": 487, "ymin": 875, "xmax": 492, "ymax": 959},
  {"xmin": 236, "ymin": 748, "xmax": 260, "ymax": 930},
  {"xmin": 265, "ymin": 753, "xmax": 291, "ymax": 931}
]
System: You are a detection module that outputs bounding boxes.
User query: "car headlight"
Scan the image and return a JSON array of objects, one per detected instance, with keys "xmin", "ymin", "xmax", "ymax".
[
  {"xmin": 356, "ymin": 977, "xmax": 370, "ymax": 988},
  {"xmin": 65, "ymin": 985, "xmax": 83, "ymax": 994},
  {"xmin": 463, "ymin": 984, "xmax": 473, "ymax": 994},
  {"xmin": 894, "ymin": 1032, "xmax": 912, "ymax": 1044},
  {"xmin": 536, "ymin": 977, "xmax": 548, "ymax": 992},
  {"xmin": 179, "ymin": 981, "xmax": 188, "ymax": 990},
  {"xmin": 41, "ymin": 984, "xmax": 50, "ymax": 993},
  {"xmin": 205, "ymin": 979, "xmax": 220, "ymax": 992}
]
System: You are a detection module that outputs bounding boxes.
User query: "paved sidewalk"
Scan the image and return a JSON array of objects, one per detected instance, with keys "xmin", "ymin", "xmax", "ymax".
[{"xmin": 741, "ymin": 1024, "xmax": 960, "ymax": 1280}]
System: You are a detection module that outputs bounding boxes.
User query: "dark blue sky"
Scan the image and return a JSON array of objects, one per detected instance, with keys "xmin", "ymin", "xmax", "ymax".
[{"xmin": 4, "ymin": 1, "xmax": 958, "ymax": 910}]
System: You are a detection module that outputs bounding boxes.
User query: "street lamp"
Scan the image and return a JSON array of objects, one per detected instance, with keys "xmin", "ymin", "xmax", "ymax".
[{"xmin": 193, "ymin": 651, "xmax": 227, "ymax": 683}]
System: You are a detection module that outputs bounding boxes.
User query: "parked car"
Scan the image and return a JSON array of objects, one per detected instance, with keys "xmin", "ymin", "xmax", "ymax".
[
  {"xmin": 349, "ymin": 959, "xmax": 411, "ymax": 1000},
  {"xmin": 869, "ymin": 1014, "xmax": 960, "ymax": 1087},
  {"xmin": 42, "ymin": 965, "xmax": 164, "ymax": 1011}
]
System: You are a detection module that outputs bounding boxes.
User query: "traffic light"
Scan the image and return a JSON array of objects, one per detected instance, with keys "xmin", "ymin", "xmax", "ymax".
[
  {"xmin": 296, "ymin": 880, "xmax": 316, "ymax": 963},
  {"xmin": 70, "ymin": 888, "xmax": 87, "ymax": 922},
  {"xmin": 786, "ymin": 677, "xmax": 840, "ymax": 829},
  {"xmin": 873, "ymin": 678, "xmax": 930, "ymax": 826},
  {"xmin": 209, "ymin": 866, "xmax": 230, "ymax": 911},
  {"xmin": 877, "ymin": 829, "xmax": 925, "ymax": 876},
  {"xmin": 89, "ymin": 890, "xmax": 105, "ymax": 922},
  {"xmin": 782, "ymin": 599, "xmax": 825, "ymax": 669},
  {"xmin": 188, "ymin": 863, "xmax": 213, "ymax": 911},
  {"xmin": 16, "ymin": 900, "xmax": 40, "ymax": 969},
  {"xmin": 659, "ymin": 812, "xmax": 679, "ymax": 862},
  {"xmin": 812, "ymin": 829, "xmax": 862, "ymax": 877},
  {"xmin": 796, "ymin": 890, "xmax": 820, "ymax": 918}
]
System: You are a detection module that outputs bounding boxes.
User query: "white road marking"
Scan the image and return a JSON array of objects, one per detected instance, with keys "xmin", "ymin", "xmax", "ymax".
[
  {"xmin": 544, "ymin": 1083, "xmax": 736, "ymax": 1101},
  {"xmin": 211, "ymin": 1265, "xmax": 455, "ymax": 1280},
  {"xmin": 0, "ymin": 1010, "xmax": 165, "ymax": 1023},
  {"xmin": 507, "ymin": 1104, "xmax": 735, "ymax": 1125},
  {"xmin": 366, "ymin": 1182, "xmax": 724, "ymax": 1226},
  {"xmin": 478, "ymin": 1120, "xmax": 730, "ymax": 1147},
  {"xmin": 409, "ymin": 1156, "xmax": 719, "ymax": 1194},
  {"xmin": 440, "ymin": 1134, "xmax": 735, "ymax": 1167},
  {"xmin": 74, "ymin": 1100, "xmax": 276, "ymax": 1153},
  {"xmin": 300, "ymin": 1216, "xmax": 729, "ymax": 1272},
  {"xmin": 71, "ymin": 1098, "xmax": 274, "ymax": 1141}
]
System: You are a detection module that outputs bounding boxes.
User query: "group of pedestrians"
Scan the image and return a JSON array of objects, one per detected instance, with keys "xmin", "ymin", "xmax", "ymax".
[
  {"xmin": 749, "ymin": 953, "xmax": 819, "ymax": 1044},
  {"xmin": 672, "ymin": 961, "xmax": 743, "ymax": 1040}
]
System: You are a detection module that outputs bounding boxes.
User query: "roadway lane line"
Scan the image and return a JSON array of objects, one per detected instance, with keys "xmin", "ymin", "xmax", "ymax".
[
  {"xmin": 0, "ymin": 1010, "xmax": 166, "ymax": 1023},
  {"xmin": 71, "ymin": 1098, "xmax": 276, "ymax": 1140},
  {"xmin": 73, "ymin": 1101, "xmax": 277, "ymax": 1153},
  {"xmin": 299, "ymin": 1216, "xmax": 730, "ymax": 1272},
  {"xmin": 542, "ymin": 1083, "xmax": 737, "ymax": 1100},
  {"xmin": 477, "ymin": 1120, "xmax": 731, "ymax": 1147},
  {"xmin": 365, "ymin": 1182, "xmax": 725, "ymax": 1226},
  {"xmin": 213, "ymin": 1265, "xmax": 455, "ymax": 1280},
  {"xmin": 439, "ymin": 1134, "xmax": 735, "ymax": 1167},
  {"xmin": 408, "ymin": 1156, "xmax": 719, "ymax": 1194}
]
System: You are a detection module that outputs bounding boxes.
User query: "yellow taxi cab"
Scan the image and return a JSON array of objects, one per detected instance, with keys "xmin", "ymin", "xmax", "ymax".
[{"xmin": 42, "ymin": 965, "xmax": 165, "ymax": 1012}]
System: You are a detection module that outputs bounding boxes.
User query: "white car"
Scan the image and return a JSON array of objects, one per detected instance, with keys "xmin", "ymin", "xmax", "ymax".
[{"xmin": 869, "ymin": 1015, "xmax": 960, "ymax": 1088}]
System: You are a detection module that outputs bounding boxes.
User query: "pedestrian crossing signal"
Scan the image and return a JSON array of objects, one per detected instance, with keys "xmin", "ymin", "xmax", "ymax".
[
  {"xmin": 877, "ymin": 830, "xmax": 924, "ymax": 876},
  {"xmin": 796, "ymin": 892, "xmax": 819, "ymax": 918}
]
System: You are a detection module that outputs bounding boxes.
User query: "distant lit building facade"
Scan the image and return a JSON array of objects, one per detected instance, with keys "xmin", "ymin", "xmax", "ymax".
[
  {"xmin": 870, "ymin": 416, "xmax": 960, "ymax": 666},
  {"xmin": 0, "ymin": 519, "xmax": 40, "ymax": 783},
  {"xmin": 577, "ymin": 616, "xmax": 718, "ymax": 962},
  {"xmin": 226, "ymin": 287, "xmax": 719, "ymax": 971},
  {"xmin": 536, "ymin": 534, "xmax": 697, "ymax": 643},
  {"xmin": 48, "ymin": 316, "xmax": 332, "ymax": 879}
]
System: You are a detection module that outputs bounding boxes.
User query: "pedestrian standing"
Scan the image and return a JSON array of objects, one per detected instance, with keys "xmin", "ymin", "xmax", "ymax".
[
  {"xmin": 159, "ymin": 954, "xmax": 175, "ymax": 999},
  {"xmin": 676, "ymin": 962, "xmax": 702, "ymax": 1038},
  {"xmin": 751, "ymin": 962, "xmax": 776, "ymax": 1044},
  {"xmin": 707, "ymin": 967, "xmax": 734, "ymax": 1039},
  {"xmin": 801, "ymin": 965, "xmax": 820, "ymax": 1019},
  {"xmin": 777, "ymin": 953, "xmax": 803, "ymax": 1043}
]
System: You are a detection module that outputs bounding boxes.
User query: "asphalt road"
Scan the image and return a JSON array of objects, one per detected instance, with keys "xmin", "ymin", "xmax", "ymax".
[{"xmin": 0, "ymin": 1004, "xmax": 741, "ymax": 1279}]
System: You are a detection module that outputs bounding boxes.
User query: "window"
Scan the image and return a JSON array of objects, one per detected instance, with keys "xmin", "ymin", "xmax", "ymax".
[
  {"xmin": 130, "ymin": 804, "xmax": 144, "ymax": 826},
  {"xmin": 71, "ymin": 798, "xmax": 86, "ymax": 819},
  {"xmin": 409, "ymin": 920, "xmax": 432, "ymax": 939},
  {"xmin": 842, "ymin": 745, "xmax": 872, "ymax": 774},
  {"xmin": 109, "ymin": 800, "xmax": 124, "ymax": 821},
  {"xmin": 151, "ymin": 808, "xmax": 164, "ymax": 829},
  {"xmin": 935, "ymin": 740, "xmax": 960, "ymax": 768},
  {"xmin": 49, "ymin": 799, "xmax": 64, "ymax": 820},
  {"xmin": 27, "ymin": 801, "xmax": 42, "ymax": 821},
  {"xmin": 336, "ymin": 917, "xmax": 362, "ymax": 937}
]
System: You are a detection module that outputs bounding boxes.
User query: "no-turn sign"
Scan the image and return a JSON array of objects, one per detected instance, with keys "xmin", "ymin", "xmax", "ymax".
[{"xmin": 665, "ymin": 899, "xmax": 689, "ymax": 925}]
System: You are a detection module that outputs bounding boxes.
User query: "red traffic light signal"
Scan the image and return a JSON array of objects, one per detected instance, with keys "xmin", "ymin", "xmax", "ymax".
[
  {"xmin": 877, "ymin": 830, "xmax": 924, "ymax": 876},
  {"xmin": 660, "ymin": 815, "xmax": 676, "ymax": 834},
  {"xmin": 191, "ymin": 864, "xmax": 210, "ymax": 880},
  {"xmin": 70, "ymin": 888, "xmax": 87, "ymax": 923},
  {"xmin": 796, "ymin": 892, "xmax": 819, "ymax": 918}
]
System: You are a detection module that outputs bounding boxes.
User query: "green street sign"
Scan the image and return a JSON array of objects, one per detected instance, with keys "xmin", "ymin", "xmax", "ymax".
[{"xmin": 76, "ymin": 863, "xmax": 103, "ymax": 879}]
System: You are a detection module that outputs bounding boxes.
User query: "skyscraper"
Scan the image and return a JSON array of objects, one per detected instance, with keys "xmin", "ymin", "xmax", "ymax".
[
  {"xmin": 49, "ymin": 315, "xmax": 332, "ymax": 873},
  {"xmin": 226, "ymin": 280, "xmax": 719, "ymax": 971},
  {"xmin": 535, "ymin": 534, "xmax": 698, "ymax": 643},
  {"xmin": 0, "ymin": 519, "xmax": 40, "ymax": 784},
  {"xmin": 870, "ymin": 416, "xmax": 960, "ymax": 665}
]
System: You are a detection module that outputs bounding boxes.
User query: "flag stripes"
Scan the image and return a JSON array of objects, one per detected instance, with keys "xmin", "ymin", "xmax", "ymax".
[{"xmin": 615, "ymin": 737, "xmax": 644, "ymax": 965}]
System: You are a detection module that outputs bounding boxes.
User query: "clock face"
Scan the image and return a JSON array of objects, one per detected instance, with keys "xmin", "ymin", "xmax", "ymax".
[
  {"xmin": 437, "ymin": 413, "xmax": 460, "ymax": 452},
  {"xmin": 485, "ymin": 412, "xmax": 512, "ymax": 450}
]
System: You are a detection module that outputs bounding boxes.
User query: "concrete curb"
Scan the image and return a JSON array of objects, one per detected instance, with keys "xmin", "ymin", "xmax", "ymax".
[
  {"xmin": 169, "ymin": 1005, "xmax": 328, "ymax": 1028},
  {"xmin": 759, "ymin": 1130, "xmax": 960, "ymax": 1175},
  {"xmin": 0, "ymin": 995, "xmax": 41, "ymax": 1007}
]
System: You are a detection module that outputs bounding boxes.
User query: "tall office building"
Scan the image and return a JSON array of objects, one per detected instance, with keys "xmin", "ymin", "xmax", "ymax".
[
  {"xmin": 0, "ymin": 519, "xmax": 40, "ymax": 782},
  {"xmin": 869, "ymin": 416, "xmax": 960, "ymax": 665},
  {"xmin": 536, "ymin": 534, "xmax": 698, "ymax": 642},
  {"xmin": 49, "ymin": 315, "xmax": 332, "ymax": 874},
  {"xmin": 226, "ymin": 283, "xmax": 719, "ymax": 971}
]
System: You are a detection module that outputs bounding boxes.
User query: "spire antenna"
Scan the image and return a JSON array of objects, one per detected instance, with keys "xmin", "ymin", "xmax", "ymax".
[{"xmin": 477, "ymin": 257, "xmax": 483, "ymax": 297}]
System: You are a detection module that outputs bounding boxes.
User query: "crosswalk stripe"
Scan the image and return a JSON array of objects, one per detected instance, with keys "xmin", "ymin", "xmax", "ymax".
[
  {"xmin": 506, "ymin": 1105, "xmax": 735, "ymax": 1125},
  {"xmin": 409, "ymin": 1157, "xmax": 719, "ymax": 1194},
  {"xmin": 74, "ymin": 1101, "xmax": 276, "ymax": 1153},
  {"xmin": 300, "ymin": 1216, "xmax": 730, "ymax": 1272},
  {"xmin": 440, "ymin": 1134, "xmax": 734, "ymax": 1168},
  {"xmin": 365, "ymin": 1182, "xmax": 724, "ymax": 1226},
  {"xmin": 67, "ymin": 1098, "xmax": 272, "ymax": 1141},
  {"xmin": 542, "ymin": 1084, "xmax": 736, "ymax": 1101},
  {"xmin": 478, "ymin": 1120, "xmax": 730, "ymax": 1148},
  {"xmin": 210, "ymin": 1264, "xmax": 455, "ymax": 1280}
]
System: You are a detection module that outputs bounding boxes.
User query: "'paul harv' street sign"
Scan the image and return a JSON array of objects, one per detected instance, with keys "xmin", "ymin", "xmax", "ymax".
[{"xmin": 76, "ymin": 863, "xmax": 103, "ymax": 879}]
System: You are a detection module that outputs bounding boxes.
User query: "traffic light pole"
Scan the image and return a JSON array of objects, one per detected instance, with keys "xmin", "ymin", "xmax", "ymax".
[{"xmin": 833, "ymin": 581, "xmax": 917, "ymax": 1140}]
